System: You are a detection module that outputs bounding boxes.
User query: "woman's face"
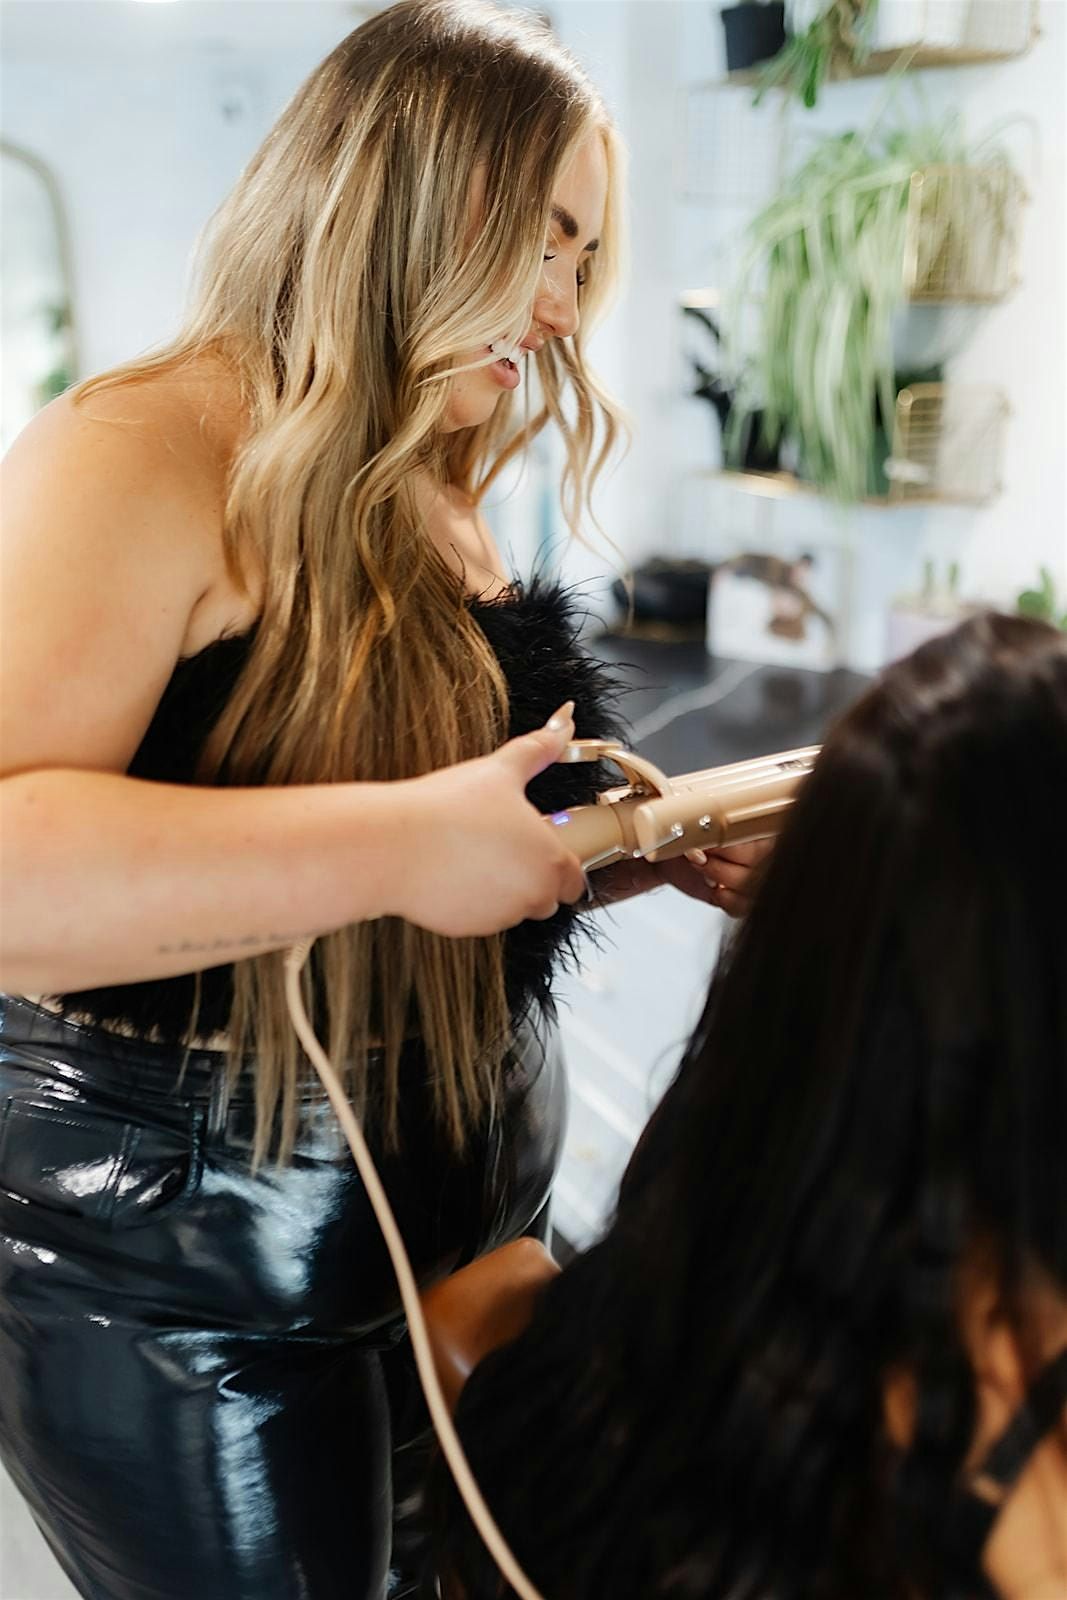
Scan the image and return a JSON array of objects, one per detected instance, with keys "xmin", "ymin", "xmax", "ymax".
[{"xmin": 441, "ymin": 129, "xmax": 609, "ymax": 434}]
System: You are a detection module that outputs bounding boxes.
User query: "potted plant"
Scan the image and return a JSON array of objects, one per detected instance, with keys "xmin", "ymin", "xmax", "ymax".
[
  {"xmin": 757, "ymin": 0, "xmax": 878, "ymax": 108},
  {"xmin": 720, "ymin": 0, "xmax": 787, "ymax": 74},
  {"xmin": 682, "ymin": 304, "xmax": 780, "ymax": 473},
  {"xmin": 1016, "ymin": 566, "xmax": 1067, "ymax": 630},
  {"xmin": 723, "ymin": 111, "xmax": 1018, "ymax": 503},
  {"xmin": 885, "ymin": 559, "xmax": 983, "ymax": 662},
  {"xmin": 875, "ymin": 0, "xmax": 978, "ymax": 51}
]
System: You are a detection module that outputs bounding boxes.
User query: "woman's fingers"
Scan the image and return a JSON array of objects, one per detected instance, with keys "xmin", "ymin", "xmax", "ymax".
[
  {"xmin": 557, "ymin": 850, "xmax": 588, "ymax": 907},
  {"xmin": 707, "ymin": 882, "xmax": 748, "ymax": 918},
  {"xmin": 700, "ymin": 851, "xmax": 757, "ymax": 893},
  {"xmin": 586, "ymin": 833, "xmax": 777, "ymax": 918},
  {"xmin": 681, "ymin": 837, "xmax": 776, "ymax": 918},
  {"xmin": 710, "ymin": 837, "xmax": 775, "ymax": 869}
]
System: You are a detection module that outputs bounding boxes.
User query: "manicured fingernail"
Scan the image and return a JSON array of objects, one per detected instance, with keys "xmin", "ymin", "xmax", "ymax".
[
  {"xmin": 546, "ymin": 699, "xmax": 575, "ymax": 731},
  {"xmin": 686, "ymin": 848, "xmax": 708, "ymax": 866}
]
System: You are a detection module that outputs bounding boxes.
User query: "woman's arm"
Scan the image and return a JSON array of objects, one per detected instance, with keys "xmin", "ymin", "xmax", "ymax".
[
  {"xmin": 1, "ymin": 768, "xmax": 414, "ymax": 992},
  {"xmin": 421, "ymin": 1237, "xmax": 560, "ymax": 1415},
  {"xmin": 1, "ymin": 397, "xmax": 585, "ymax": 993},
  {"xmin": 1, "ymin": 737, "xmax": 589, "ymax": 994}
]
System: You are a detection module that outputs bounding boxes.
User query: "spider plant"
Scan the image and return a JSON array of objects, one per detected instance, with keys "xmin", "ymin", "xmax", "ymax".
[
  {"xmin": 1017, "ymin": 567, "xmax": 1067, "ymax": 631},
  {"xmin": 757, "ymin": 0, "xmax": 879, "ymax": 109},
  {"xmin": 723, "ymin": 111, "xmax": 1017, "ymax": 503}
]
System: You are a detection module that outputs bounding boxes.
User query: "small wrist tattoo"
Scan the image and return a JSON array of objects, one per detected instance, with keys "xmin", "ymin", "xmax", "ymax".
[{"xmin": 157, "ymin": 930, "xmax": 315, "ymax": 957}]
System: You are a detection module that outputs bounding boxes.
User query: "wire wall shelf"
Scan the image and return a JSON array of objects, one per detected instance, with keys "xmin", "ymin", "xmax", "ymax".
[
  {"xmin": 710, "ymin": 384, "xmax": 1009, "ymax": 508},
  {"xmin": 721, "ymin": 0, "xmax": 1039, "ymax": 87},
  {"xmin": 680, "ymin": 157, "xmax": 1024, "ymax": 320},
  {"xmin": 678, "ymin": 82, "xmax": 783, "ymax": 205},
  {"xmin": 888, "ymin": 382, "xmax": 1009, "ymax": 504}
]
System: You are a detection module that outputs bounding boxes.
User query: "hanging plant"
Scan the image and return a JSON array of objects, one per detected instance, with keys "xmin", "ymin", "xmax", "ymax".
[
  {"xmin": 756, "ymin": 0, "xmax": 879, "ymax": 109},
  {"xmin": 724, "ymin": 112, "xmax": 1018, "ymax": 503}
]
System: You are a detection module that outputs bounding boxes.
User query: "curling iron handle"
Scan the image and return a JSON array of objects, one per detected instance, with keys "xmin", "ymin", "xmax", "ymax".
[{"xmin": 545, "ymin": 799, "xmax": 634, "ymax": 868}]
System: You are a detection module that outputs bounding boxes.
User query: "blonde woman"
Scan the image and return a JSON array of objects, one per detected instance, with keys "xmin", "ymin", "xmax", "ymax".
[{"xmin": 0, "ymin": 3, "xmax": 762, "ymax": 1596}]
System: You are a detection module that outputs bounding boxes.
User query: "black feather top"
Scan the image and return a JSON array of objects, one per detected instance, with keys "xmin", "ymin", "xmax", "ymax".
[{"xmin": 54, "ymin": 579, "xmax": 630, "ymax": 1042}]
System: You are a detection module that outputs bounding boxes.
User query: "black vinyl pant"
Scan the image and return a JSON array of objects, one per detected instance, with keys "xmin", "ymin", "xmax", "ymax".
[{"xmin": 0, "ymin": 996, "xmax": 565, "ymax": 1600}]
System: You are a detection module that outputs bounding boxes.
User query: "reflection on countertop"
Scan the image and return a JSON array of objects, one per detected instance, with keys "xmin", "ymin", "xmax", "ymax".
[{"xmin": 588, "ymin": 631, "xmax": 871, "ymax": 765}]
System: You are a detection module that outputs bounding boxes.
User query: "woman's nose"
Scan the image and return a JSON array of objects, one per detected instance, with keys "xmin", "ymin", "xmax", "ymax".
[{"xmin": 534, "ymin": 272, "xmax": 580, "ymax": 341}]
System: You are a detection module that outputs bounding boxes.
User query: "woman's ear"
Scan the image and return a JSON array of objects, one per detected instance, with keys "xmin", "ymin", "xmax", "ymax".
[
  {"xmin": 880, "ymin": 1256, "xmax": 1028, "ymax": 1456},
  {"xmin": 964, "ymin": 1285, "xmax": 1067, "ymax": 1599},
  {"xmin": 959, "ymin": 1260, "xmax": 1028, "ymax": 1471},
  {"xmin": 882, "ymin": 1364, "xmax": 917, "ymax": 1450}
]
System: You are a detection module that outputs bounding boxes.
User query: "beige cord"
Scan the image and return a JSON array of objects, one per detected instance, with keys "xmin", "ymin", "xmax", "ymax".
[{"xmin": 283, "ymin": 938, "xmax": 546, "ymax": 1600}]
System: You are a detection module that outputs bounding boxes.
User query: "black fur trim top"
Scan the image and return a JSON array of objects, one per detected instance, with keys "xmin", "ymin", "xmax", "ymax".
[{"xmin": 54, "ymin": 578, "xmax": 630, "ymax": 1042}]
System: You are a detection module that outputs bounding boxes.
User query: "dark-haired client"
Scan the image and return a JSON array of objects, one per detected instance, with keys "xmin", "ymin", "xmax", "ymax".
[{"xmin": 432, "ymin": 611, "xmax": 1067, "ymax": 1600}]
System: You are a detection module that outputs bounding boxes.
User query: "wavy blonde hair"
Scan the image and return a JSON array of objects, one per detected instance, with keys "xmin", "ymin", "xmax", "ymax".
[{"xmin": 74, "ymin": 0, "xmax": 627, "ymax": 1162}]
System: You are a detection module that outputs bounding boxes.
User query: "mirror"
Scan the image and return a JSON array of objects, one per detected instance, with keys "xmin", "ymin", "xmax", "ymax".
[{"xmin": 1, "ymin": 138, "xmax": 79, "ymax": 452}]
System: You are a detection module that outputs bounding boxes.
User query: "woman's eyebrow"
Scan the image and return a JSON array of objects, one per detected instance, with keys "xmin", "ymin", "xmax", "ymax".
[{"xmin": 550, "ymin": 203, "xmax": 599, "ymax": 252}]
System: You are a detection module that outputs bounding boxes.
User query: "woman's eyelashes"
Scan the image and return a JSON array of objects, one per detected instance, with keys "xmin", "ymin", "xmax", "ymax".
[{"xmin": 543, "ymin": 253, "xmax": 587, "ymax": 288}]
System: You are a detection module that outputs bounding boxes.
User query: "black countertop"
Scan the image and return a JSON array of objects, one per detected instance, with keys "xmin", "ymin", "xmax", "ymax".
[{"xmin": 588, "ymin": 633, "xmax": 871, "ymax": 773}]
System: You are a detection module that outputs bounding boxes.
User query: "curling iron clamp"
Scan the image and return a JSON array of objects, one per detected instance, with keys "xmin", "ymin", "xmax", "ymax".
[
  {"xmin": 284, "ymin": 741, "xmax": 820, "ymax": 1600},
  {"xmin": 548, "ymin": 740, "xmax": 821, "ymax": 871}
]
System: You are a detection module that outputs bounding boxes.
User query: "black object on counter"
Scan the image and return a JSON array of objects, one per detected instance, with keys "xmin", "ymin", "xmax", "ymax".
[
  {"xmin": 684, "ymin": 304, "xmax": 780, "ymax": 474},
  {"xmin": 612, "ymin": 559, "xmax": 715, "ymax": 627},
  {"xmin": 720, "ymin": 1, "xmax": 786, "ymax": 73}
]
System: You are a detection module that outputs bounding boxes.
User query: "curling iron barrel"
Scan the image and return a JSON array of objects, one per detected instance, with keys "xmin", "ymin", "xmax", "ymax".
[{"xmin": 547, "ymin": 743, "xmax": 820, "ymax": 870}]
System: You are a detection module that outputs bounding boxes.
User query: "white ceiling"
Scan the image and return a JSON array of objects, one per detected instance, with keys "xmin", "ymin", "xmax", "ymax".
[{"xmin": 1, "ymin": 0, "xmax": 386, "ymax": 59}]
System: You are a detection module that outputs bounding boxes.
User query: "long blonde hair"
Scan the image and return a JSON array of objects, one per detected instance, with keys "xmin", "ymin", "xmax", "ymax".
[{"xmin": 74, "ymin": 0, "xmax": 627, "ymax": 1162}]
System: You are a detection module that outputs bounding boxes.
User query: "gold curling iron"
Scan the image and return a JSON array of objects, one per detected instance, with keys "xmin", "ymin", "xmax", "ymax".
[{"xmin": 547, "ymin": 741, "xmax": 820, "ymax": 870}]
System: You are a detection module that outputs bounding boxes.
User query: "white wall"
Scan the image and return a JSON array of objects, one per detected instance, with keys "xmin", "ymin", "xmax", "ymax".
[
  {"xmin": 1, "ymin": 4, "xmax": 359, "ymax": 377},
  {"xmin": 549, "ymin": 1, "xmax": 686, "ymax": 602}
]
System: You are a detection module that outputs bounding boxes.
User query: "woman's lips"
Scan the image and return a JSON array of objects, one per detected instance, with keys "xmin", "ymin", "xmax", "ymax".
[{"xmin": 487, "ymin": 347, "xmax": 521, "ymax": 390}]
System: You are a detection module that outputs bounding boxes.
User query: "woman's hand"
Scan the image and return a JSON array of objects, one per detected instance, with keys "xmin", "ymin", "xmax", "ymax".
[
  {"xmin": 385, "ymin": 703, "xmax": 587, "ymax": 938},
  {"xmin": 593, "ymin": 836, "xmax": 775, "ymax": 919}
]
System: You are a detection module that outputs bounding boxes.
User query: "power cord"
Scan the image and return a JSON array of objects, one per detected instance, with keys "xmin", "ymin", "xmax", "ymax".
[{"xmin": 283, "ymin": 938, "xmax": 546, "ymax": 1600}]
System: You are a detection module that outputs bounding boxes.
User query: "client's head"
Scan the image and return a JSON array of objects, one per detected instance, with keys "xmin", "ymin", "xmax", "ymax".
[{"xmin": 436, "ymin": 611, "xmax": 1067, "ymax": 1600}]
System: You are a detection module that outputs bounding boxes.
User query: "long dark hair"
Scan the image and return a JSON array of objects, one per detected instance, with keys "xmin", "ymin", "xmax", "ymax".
[{"xmin": 432, "ymin": 611, "xmax": 1067, "ymax": 1598}]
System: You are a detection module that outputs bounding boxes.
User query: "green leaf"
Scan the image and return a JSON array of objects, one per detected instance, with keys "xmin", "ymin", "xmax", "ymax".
[{"xmin": 1017, "ymin": 589, "xmax": 1053, "ymax": 620}]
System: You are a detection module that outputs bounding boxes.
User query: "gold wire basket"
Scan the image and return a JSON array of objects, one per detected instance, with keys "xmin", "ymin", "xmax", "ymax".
[
  {"xmin": 904, "ymin": 164, "xmax": 1025, "ymax": 302},
  {"xmin": 871, "ymin": 0, "xmax": 1038, "ymax": 60},
  {"xmin": 885, "ymin": 383, "xmax": 1009, "ymax": 505}
]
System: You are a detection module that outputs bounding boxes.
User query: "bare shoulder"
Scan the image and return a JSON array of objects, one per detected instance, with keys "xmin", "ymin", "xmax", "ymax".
[
  {"xmin": 5, "ymin": 357, "xmax": 258, "ymax": 640},
  {"xmin": 0, "ymin": 358, "xmax": 257, "ymax": 779},
  {"xmin": 7, "ymin": 371, "xmax": 218, "ymax": 564}
]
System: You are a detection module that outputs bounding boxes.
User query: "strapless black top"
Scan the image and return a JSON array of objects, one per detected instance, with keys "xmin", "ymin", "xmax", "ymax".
[{"xmin": 52, "ymin": 579, "xmax": 629, "ymax": 1043}]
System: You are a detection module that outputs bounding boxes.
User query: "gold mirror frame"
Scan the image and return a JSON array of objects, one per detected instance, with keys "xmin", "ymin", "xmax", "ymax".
[{"xmin": 1, "ymin": 137, "xmax": 80, "ymax": 448}]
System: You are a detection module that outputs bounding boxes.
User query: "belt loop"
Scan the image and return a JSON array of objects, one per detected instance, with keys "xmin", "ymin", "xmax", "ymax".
[{"xmin": 206, "ymin": 1062, "xmax": 229, "ymax": 1142}]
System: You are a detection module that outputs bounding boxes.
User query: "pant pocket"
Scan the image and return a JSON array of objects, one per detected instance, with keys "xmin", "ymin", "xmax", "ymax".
[{"xmin": 0, "ymin": 1094, "xmax": 203, "ymax": 1229}]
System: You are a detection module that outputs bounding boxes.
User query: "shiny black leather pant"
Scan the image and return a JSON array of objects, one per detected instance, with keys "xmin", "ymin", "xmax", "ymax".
[{"xmin": 0, "ymin": 996, "xmax": 566, "ymax": 1600}]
